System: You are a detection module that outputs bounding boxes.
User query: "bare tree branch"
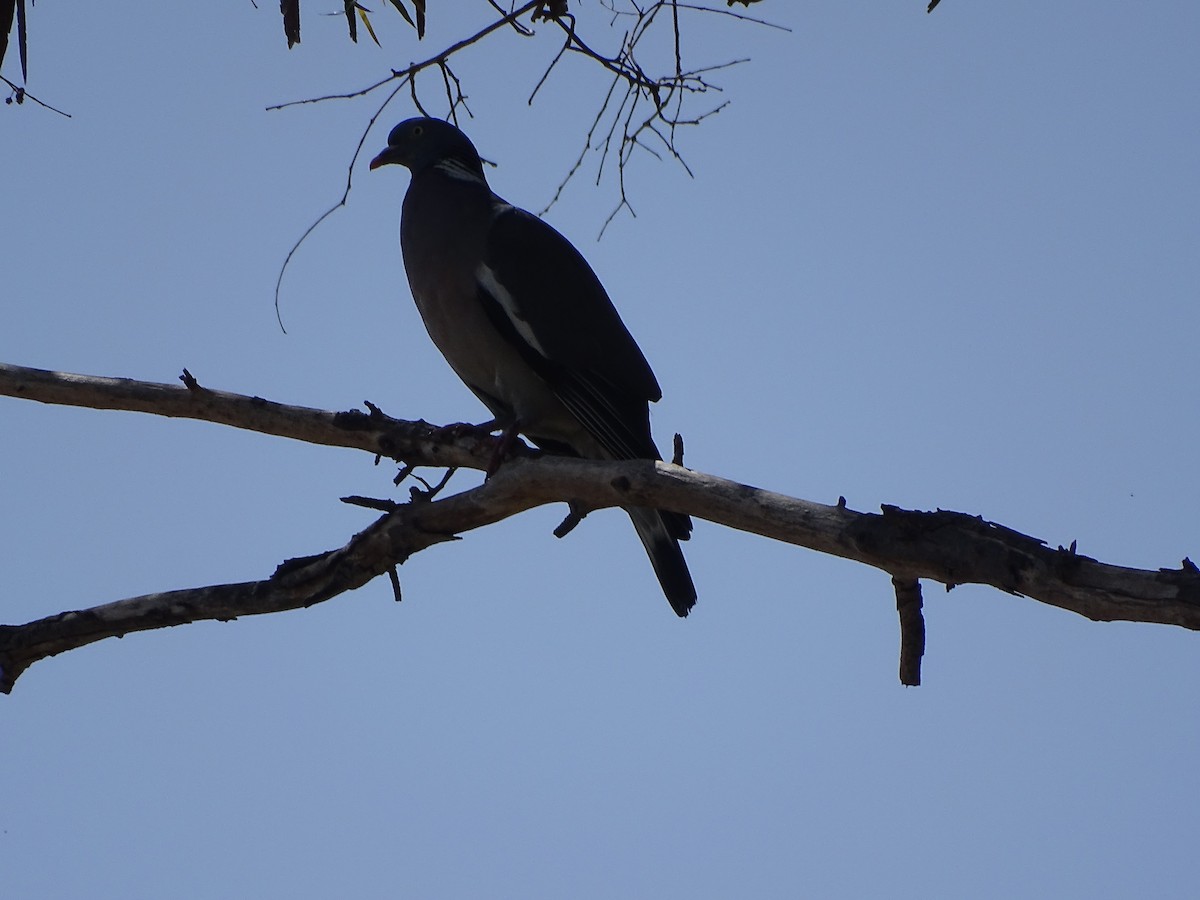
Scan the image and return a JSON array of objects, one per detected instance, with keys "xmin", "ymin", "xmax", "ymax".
[
  {"xmin": 2, "ymin": 71, "xmax": 70, "ymax": 116},
  {"xmin": 264, "ymin": 2, "xmax": 787, "ymax": 229},
  {"xmin": 3, "ymin": 362, "xmax": 1199, "ymax": 693},
  {"xmin": 0, "ymin": 362, "xmax": 510, "ymax": 471},
  {"xmin": 266, "ymin": 1, "xmax": 547, "ymax": 114},
  {"xmin": 893, "ymin": 576, "xmax": 925, "ymax": 686}
]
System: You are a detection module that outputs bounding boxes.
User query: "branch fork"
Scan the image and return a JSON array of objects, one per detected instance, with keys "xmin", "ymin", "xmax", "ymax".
[{"xmin": 2, "ymin": 362, "xmax": 1198, "ymax": 694}]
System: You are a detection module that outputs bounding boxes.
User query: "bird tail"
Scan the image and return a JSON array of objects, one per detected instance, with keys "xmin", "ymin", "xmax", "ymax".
[{"xmin": 627, "ymin": 506, "xmax": 697, "ymax": 617}]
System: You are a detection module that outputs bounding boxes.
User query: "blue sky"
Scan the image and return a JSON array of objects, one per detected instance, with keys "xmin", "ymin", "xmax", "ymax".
[{"xmin": 3, "ymin": 2, "xmax": 1199, "ymax": 897}]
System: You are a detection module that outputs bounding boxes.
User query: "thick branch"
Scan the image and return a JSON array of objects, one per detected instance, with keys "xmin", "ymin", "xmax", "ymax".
[
  {"xmin": 3, "ymin": 362, "xmax": 1198, "ymax": 693},
  {"xmin": 0, "ymin": 362, "xmax": 504, "ymax": 471}
]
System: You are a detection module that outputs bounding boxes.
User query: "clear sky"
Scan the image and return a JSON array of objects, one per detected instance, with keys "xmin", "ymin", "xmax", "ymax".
[{"xmin": 3, "ymin": 2, "xmax": 1199, "ymax": 897}]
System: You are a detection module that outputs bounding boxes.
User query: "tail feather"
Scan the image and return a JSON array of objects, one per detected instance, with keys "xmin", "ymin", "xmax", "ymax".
[{"xmin": 628, "ymin": 506, "xmax": 697, "ymax": 617}]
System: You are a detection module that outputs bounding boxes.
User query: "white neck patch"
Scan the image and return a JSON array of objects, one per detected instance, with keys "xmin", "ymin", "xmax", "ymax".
[{"xmin": 434, "ymin": 158, "xmax": 487, "ymax": 186}]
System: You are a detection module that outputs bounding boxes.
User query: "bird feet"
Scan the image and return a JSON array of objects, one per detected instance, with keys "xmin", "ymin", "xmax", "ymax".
[
  {"xmin": 486, "ymin": 422, "xmax": 522, "ymax": 478},
  {"xmin": 421, "ymin": 419, "xmax": 521, "ymax": 479}
]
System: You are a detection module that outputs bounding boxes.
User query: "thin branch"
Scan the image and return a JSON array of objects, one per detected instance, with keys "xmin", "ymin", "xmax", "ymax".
[
  {"xmin": 270, "ymin": 2, "xmax": 559, "ymax": 324},
  {"xmin": 264, "ymin": 1, "xmax": 784, "ymax": 230},
  {"xmin": 675, "ymin": 2, "xmax": 790, "ymax": 31},
  {"xmin": 266, "ymin": 0, "xmax": 544, "ymax": 112},
  {"xmin": 264, "ymin": 71, "xmax": 399, "ymax": 111},
  {"xmin": 1, "ymin": 73, "xmax": 71, "ymax": 116},
  {"xmin": 437, "ymin": 59, "xmax": 470, "ymax": 121},
  {"xmin": 672, "ymin": 0, "xmax": 682, "ymax": 78},
  {"xmin": 488, "ymin": 0, "xmax": 536, "ymax": 35},
  {"xmin": 535, "ymin": 2, "xmax": 768, "ymax": 226},
  {"xmin": 528, "ymin": 25, "xmax": 573, "ymax": 105},
  {"xmin": 538, "ymin": 67, "xmax": 624, "ymax": 214},
  {"xmin": 273, "ymin": 74, "xmax": 411, "ymax": 331},
  {"xmin": 408, "ymin": 72, "xmax": 429, "ymax": 116}
]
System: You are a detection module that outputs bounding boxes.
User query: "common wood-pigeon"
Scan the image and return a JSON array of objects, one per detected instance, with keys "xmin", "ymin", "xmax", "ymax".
[{"xmin": 370, "ymin": 117, "xmax": 696, "ymax": 617}]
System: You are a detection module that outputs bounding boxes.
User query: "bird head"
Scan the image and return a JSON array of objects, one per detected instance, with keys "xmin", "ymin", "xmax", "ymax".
[{"xmin": 369, "ymin": 118, "xmax": 486, "ymax": 180}]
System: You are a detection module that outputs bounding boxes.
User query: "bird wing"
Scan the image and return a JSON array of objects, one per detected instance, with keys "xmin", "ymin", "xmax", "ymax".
[{"xmin": 478, "ymin": 203, "xmax": 665, "ymax": 462}]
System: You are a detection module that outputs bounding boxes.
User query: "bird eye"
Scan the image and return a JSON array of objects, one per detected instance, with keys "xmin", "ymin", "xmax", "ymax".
[{"xmin": 412, "ymin": 124, "xmax": 424, "ymax": 137}]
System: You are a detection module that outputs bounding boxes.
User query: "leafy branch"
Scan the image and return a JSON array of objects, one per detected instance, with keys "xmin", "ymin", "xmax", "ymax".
[{"xmin": 267, "ymin": 3, "xmax": 787, "ymax": 244}]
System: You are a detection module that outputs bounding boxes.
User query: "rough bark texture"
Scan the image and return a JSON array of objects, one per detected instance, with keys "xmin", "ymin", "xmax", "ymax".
[{"xmin": 2, "ymin": 362, "xmax": 1198, "ymax": 693}]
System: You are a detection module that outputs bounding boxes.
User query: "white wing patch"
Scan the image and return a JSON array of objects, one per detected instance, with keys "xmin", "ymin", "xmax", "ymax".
[{"xmin": 476, "ymin": 263, "xmax": 550, "ymax": 360}]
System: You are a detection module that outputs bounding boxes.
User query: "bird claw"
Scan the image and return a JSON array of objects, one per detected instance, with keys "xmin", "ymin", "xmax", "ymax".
[
  {"xmin": 421, "ymin": 419, "xmax": 523, "ymax": 478},
  {"xmin": 485, "ymin": 423, "xmax": 521, "ymax": 478}
]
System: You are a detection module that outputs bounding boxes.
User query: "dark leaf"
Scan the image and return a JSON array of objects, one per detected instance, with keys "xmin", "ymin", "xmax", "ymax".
[
  {"xmin": 356, "ymin": 4, "xmax": 381, "ymax": 47},
  {"xmin": 413, "ymin": 0, "xmax": 425, "ymax": 38},
  {"xmin": 16, "ymin": 0, "xmax": 27, "ymax": 81},
  {"xmin": 927, "ymin": 0, "xmax": 943, "ymax": 10},
  {"xmin": 280, "ymin": 0, "xmax": 300, "ymax": 47},
  {"xmin": 533, "ymin": 1, "xmax": 568, "ymax": 19},
  {"xmin": 386, "ymin": 0, "xmax": 415, "ymax": 31},
  {"xmin": 345, "ymin": 0, "xmax": 357, "ymax": 42},
  {"xmin": 0, "ymin": 0, "xmax": 15, "ymax": 74}
]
